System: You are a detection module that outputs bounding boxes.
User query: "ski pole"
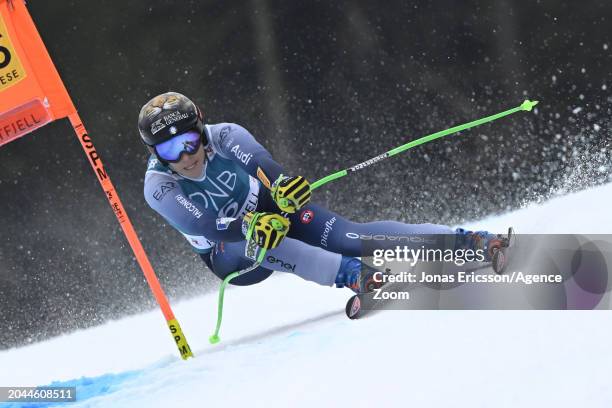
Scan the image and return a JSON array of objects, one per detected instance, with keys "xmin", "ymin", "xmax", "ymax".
[
  {"xmin": 209, "ymin": 99, "xmax": 539, "ymax": 344},
  {"xmin": 310, "ymin": 99, "xmax": 539, "ymax": 190},
  {"xmin": 209, "ymin": 213, "xmax": 276, "ymax": 344},
  {"xmin": 208, "ymin": 260, "xmax": 263, "ymax": 344}
]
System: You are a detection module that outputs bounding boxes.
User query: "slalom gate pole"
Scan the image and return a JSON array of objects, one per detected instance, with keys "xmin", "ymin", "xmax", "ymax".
[
  {"xmin": 310, "ymin": 100, "xmax": 539, "ymax": 190},
  {"xmin": 0, "ymin": 0, "xmax": 193, "ymax": 360},
  {"xmin": 68, "ymin": 113, "xmax": 193, "ymax": 360},
  {"xmin": 208, "ymin": 99, "xmax": 539, "ymax": 344}
]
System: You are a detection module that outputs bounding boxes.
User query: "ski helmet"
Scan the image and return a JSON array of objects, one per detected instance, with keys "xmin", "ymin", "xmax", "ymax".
[{"xmin": 137, "ymin": 92, "xmax": 204, "ymax": 147}]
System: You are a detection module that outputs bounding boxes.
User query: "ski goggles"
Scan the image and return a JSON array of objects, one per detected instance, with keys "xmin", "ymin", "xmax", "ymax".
[{"xmin": 153, "ymin": 130, "xmax": 202, "ymax": 163}]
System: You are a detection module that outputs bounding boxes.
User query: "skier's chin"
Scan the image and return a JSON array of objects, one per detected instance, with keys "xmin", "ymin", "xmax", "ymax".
[{"xmin": 178, "ymin": 159, "xmax": 205, "ymax": 178}]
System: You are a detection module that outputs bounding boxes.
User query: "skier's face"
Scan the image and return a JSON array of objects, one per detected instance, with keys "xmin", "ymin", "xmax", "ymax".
[{"xmin": 168, "ymin": 142, "xmax": 206, "ymax": 178}]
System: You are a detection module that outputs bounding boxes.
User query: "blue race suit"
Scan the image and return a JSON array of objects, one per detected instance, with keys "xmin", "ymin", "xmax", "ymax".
[{"xmin": 144, "ymin": 123, "xmax": 456, "ymax": 286}]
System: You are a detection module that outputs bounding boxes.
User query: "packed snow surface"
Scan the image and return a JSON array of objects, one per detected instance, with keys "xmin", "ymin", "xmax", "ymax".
[{"xmin": 2, "ymin": 182, "xmax": 612, "ymax": 407}]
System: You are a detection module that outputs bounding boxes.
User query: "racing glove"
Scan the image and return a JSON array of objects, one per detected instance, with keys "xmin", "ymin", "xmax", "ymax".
[
  {"xmin": 243, "ymin": 212, "xmax": 290, "ymax": 250},
  {"xmin": 270, "ymin": 175, "xmax": 311, "ymax": 213}
]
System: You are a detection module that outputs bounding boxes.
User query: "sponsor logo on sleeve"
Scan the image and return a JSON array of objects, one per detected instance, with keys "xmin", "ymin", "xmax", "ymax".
[
  {"xmin": 257, "ymin": 167, "xmax": 271, "ymax": 189},
  {"xmin": 300, "ymin": 209, "xmax": 314, "ymax": 224},
  {"xmin": 230, "ymin": 144, "xmax": 253, "ymax": 165},
  {"xmin": 218, "ymin": 125, "xmax": 231, "ymax": 146},
  {"xmin": 216, "ymin": 217, "xmax": 235, "ymax": 231},
  {"xmin": 320, "ymin": 216, "xmax": 337, "ymax": 247},
  {"xmin": 176, "ymin": 194, "xmax": 203, "ymax": 219},
  {"xmin": 152, "ymin": 181, "xmax": 176, "ymax": 201}
]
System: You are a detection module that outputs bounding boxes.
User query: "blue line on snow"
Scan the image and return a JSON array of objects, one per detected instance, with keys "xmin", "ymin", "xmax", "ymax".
[{"xmin": 2, "ymin": 369, "xmax": 143, "ymax": 408}]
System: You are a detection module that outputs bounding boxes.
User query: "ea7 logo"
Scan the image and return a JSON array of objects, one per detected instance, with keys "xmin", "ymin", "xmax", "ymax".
[{"xmin": 153, "ymin": 181, "xmax": 176, "ymax": 201}]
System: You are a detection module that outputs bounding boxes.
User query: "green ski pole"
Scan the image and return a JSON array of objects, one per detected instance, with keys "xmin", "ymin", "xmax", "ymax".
[
  {"xmin": 311, "ymin": 99, "xmax": 538, "ymax": 191},
  {"xmin": 209, "ymin": 99, "xmax": 538, "ymax": 345},
  {"xmin": 208, "ymin": 260, "xmax": 263, "ymax": 344},
  {"xmin": 209, "ymin": 213, "xmax": 280, "ymax": 344}
]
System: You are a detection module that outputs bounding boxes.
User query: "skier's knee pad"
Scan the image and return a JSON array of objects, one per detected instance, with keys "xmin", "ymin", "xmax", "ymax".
[{"xmin": 201, "ymin": 247, "xmax": 274, "ymax": 286}]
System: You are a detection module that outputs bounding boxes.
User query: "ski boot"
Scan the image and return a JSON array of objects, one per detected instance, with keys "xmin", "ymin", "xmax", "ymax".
[
  {"xmin": 456, "ymin": 227, "xmax": 514, "ymax": 274},
  {"xmin": 335, "ymin": 256, "xmax": 387, "ymax": 294}
]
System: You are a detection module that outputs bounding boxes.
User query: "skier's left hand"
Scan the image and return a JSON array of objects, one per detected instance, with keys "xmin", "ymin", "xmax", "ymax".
[
  {"xmin": 243, "ymin": 212, "xmax": 290, "ymax": 250},
  {"xmin": 271, "ymin": 175, "xmax": 311, "ymax": 213}
]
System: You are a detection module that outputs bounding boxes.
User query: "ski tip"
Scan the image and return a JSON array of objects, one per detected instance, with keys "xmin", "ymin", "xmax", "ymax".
[
  {"xmin": 346, "ymin": 294, "xmax": 362, "ymax": 319},
  {"xmin": 521, "ymin": 99, "xmax": 539, "ymax": 112}
]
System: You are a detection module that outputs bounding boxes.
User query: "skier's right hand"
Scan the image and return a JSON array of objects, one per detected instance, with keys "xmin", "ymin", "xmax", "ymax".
[{"xmin": 243, "ymin": 212, "xmax": 290, "ymax": 250}]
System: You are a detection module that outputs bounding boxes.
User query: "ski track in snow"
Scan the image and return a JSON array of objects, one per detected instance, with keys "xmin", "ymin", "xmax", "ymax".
[{"xmin": 2, "ymin": 183, "xmax": 612, "ymax": 407}]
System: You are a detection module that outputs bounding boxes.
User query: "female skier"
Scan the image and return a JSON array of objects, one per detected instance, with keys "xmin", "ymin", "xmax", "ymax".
[{"xmin": 138, "ymin": 92, "xmax": 509, "ymax": 293}]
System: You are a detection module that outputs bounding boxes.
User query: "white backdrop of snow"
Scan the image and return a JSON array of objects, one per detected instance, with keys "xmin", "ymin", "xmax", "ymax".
[{"xmin": 2, "ymin": 182, "xmax": 612, "ymax": 407}]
